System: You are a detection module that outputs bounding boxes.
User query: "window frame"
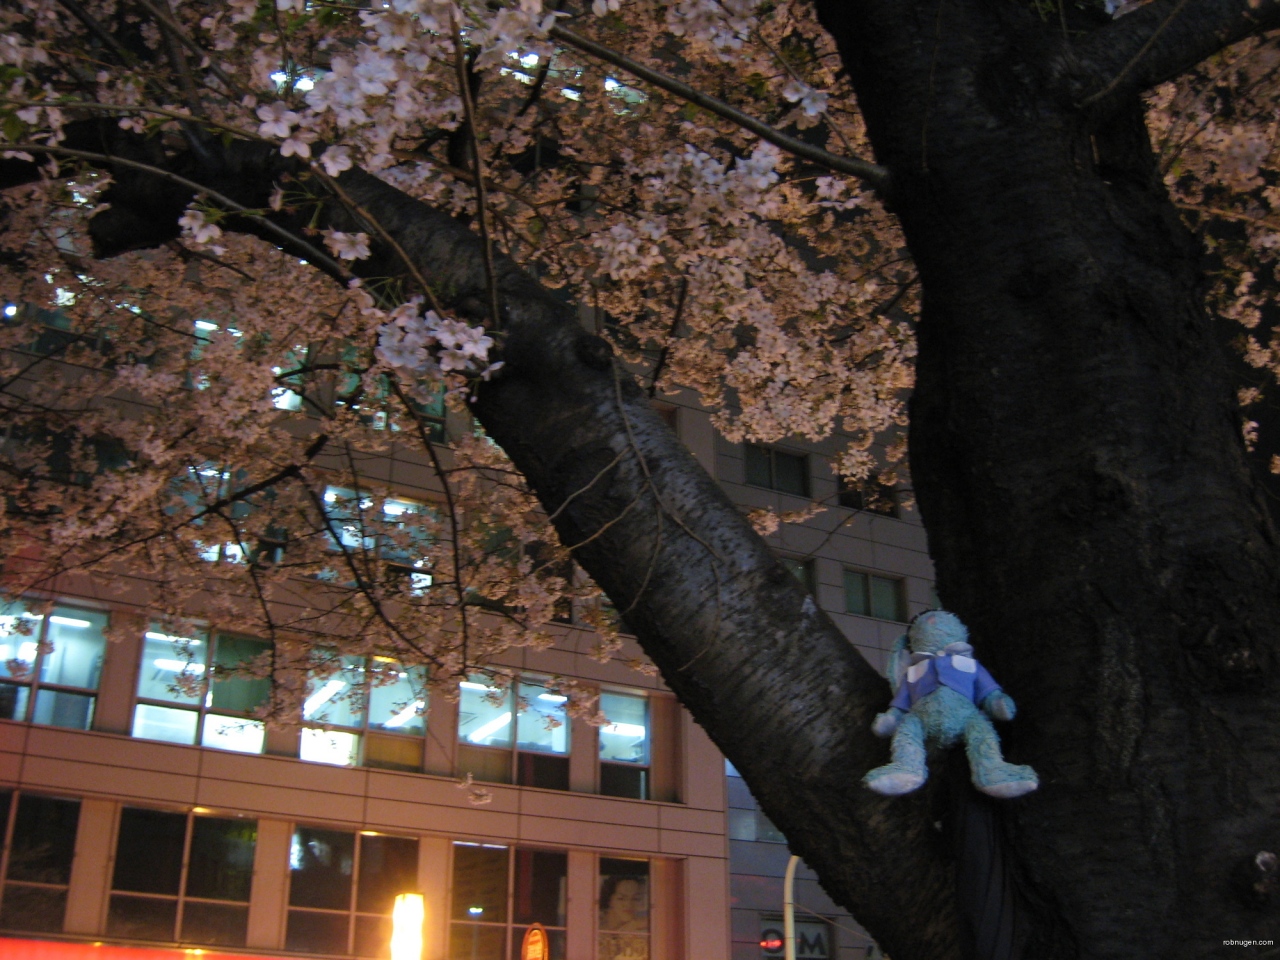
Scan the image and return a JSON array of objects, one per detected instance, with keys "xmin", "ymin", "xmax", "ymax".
[
  {"xmin": 743, "ymin": 443, "xmax": 811, "ymax": 498},
  {"xmin": 598, "ymin": 690, "xmax": 651, "ymax": 801},
  {"xmin": 842, "ymin": 568, "xmax": 907, "ymax": 622},
  {"xmin": 299, "ymin": 654, "xmax": 429, "ymax": 771},
  {"xmin": 131, "ymin": 626, "xmax": 271, "ymax": 754},
  {"xmin": 0, "ymin": 601, "xmax": 107, "ymax": 731},
  {"xmin": 106, "ymin": 805, "xmax": 258, "ymax": 948},
  {"xmin": 455, "ymin": 675, "xmax": 572, "ymax": 790},
  {"xmin": 0, "ymin": 789, "xmax": 81, "ymax": 936},
  {"xmin": 284, "ymin": 823, "xmax": 421, "ymax": 958},
  {"xmin": 448, "ymin": 841, "xmax": 569, "ymax": 960}
]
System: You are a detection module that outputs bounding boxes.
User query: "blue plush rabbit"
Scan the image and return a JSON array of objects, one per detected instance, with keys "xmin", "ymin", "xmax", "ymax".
[{"xmin": 863, "ymin": 610, "xmax": 1038, "ymax": 799}]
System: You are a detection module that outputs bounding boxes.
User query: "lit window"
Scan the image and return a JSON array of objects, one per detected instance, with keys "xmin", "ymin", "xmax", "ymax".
[
  {"xmin": 300, "ymin": 655, "xmax": 428, "ymax": 771},
  {"xmin": 843, "ymin": 570, "xmax": 906, "ymax": 622},
  {"xmin": 131, "ymin": 627, "xmax": 269, "ymax": 753},
  {"xmin": 107, "ymin": 808, "xmax": 256, "ymax": 948},
  {"xmin": 598, "ymin": 859, "xmax": 649, "ymax": 960},
  {"xmin": 0, "ymin": 601, "xmax": 107, "ymax": 731},
  {"xmin": 599, "ymin": 692, "xmax": 649, "ymax": 800},
  {"xmin": 0, "ymin": 791, "xmax": 80, "ymax": 934},
  {"xmin": 285, "ymin": 826, "xmax": 418, "ymax": 957},
  {"xmin": 449, "ymin": 843, "xmax": 567, "ymax": 960},
  {"xmin": 743, "ymin": 444, "xmax": 810, "ymax": 497},
  {"xmin": 456, "ymin": 677, "xmax": 569, "ymax": 790}
]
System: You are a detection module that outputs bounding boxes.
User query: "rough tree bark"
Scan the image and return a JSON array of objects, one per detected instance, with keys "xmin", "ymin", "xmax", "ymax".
[
  {"xmin": 8, "ymin": 0, "xmax": 1280, "ymax": 953},
  {"xmin": 811, "ymin": 0, "xmax": 1280, "ymax": 955}
]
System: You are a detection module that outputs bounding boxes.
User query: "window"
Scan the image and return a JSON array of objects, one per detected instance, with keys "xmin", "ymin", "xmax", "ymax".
[
  {"xmin": 322, "ymin": 487, "xmax": 434, "ymax": 592},
  {"xmin": 301, "ymin": 655, "xmax": 428, "ymax": 771},
  {"xmin": 779, "ymin": 557, "xmax": 816, "ymax": 594},
  {"xmin": 449, "ymin": 842, "xmax": 567, "ymax": 960},
  {"xmin": 727, "ymin": 808, "xmax": 787, "ymax": 843},
  {"xmin": 0, "ymin": 791, "xmax": 80, "ymax": 934},
  {"xmin": 599, "ymin": 692, "xmax": 649, "ymax": 799},
  {"xmin": 743, "ymin": 444, "xmax": 809, "ymax": 497},
  {"xmin": 286, "ymin": 827, "xmax": 419, "ymax": 957},
  {"xmin": 838, "ymin": 476, "xmax": 898, "ymax": 517},
  {"xmin": 598, "ymin": 858, "xmax": 649, "ymax": 960},
  {"xmin": 132, "ymin": 626, "xmax": 270, "ymax": 753},
  {"xmin": 0, "ymin": 601, "xmax": 106, "ymax": 730},
  {"xmin": 843, "ymin": 570, "xmax": 906, "ymax": 622},
  {"xmin": 457, "ymin": 677, "xmax": 570, "ymax": 790},
  {"xmin": 107, "ymin": 807, "xmax": 257, "ymax": 948}
]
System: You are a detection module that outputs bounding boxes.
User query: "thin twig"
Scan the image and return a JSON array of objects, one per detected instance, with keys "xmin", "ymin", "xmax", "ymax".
[
  {"xmin": 549, "ymin": 24, "xmax": 890, "ymax": 191},
  {"xmin": 389, "ymin": 379, "xmax": 472, "ymax": 666},
  {"xmin": 453, "ymin": 23, "xmax": 504, "ymax": 329},
  {"xmin": 1077, "ymin": 0, "xmax": 1196, "ymax": 108},
  {"xmin": 647, "ymin": 277, "xmax": 688, "ymax": 399},
  {"xmin": 311, "ymin": 168, "xmax": 445, "ymax": 315}
]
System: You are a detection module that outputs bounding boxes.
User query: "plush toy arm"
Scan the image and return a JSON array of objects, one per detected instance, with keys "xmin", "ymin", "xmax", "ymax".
[
  {"xmin": 886, "ymin": 632, "xmax": 910, "ymax": 695},
  {"xmin": 872, "ymin": 706, "xmax": 905, "ymax": 737},
  {"xmin": 980, "ymin": 690, "xmax": 1017, "ymax": 722}
]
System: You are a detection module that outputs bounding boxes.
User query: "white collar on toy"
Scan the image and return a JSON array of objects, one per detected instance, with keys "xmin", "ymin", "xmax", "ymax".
[
  {"xmin": 906, "ymin": 642, "xmax": 976, "ymax": 682},
  {"xmin": 908, "ymin": 641, "xmax": 972, "ymax": 663}
]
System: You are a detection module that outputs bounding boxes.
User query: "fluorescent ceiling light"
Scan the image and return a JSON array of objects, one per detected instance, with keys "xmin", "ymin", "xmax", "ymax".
[
  {"xmin": 154, "ymin": 659, "xmax": 205, "ymax": 674},
  {"xmin": 467, "ymin": 711, "xmax": 511, "ymax": 742},
  {"xmin": 384, "ymin": 700, "xmax": 425, "ymax": 729},
  {"xmin": 602, "ymin": 722, "xmax": 646, "ymax": 738},
  {"xmin": 304, "ymin": 678, "xmax": 347, "ymax": 717},
  {"xmin": 49, "ymin": 615, "xmax": 91, "ymax": 628}
]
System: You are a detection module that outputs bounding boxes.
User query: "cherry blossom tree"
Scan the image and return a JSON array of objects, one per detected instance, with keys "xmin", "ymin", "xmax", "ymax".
[{"xmin": 3, "ymin": 0, "xmax": 1280, "ymax": 956}]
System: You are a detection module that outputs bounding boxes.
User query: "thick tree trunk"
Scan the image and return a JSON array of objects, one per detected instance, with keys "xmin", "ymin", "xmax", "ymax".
[{"xmin": 814, "ymin": 0, "xmax": 1280, "ymax": 955}]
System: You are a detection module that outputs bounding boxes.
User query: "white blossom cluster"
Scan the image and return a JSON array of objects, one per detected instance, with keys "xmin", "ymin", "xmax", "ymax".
[
  {"xmin": 664, "ymin": 0, "xmax": 761, "ymax": 60},
  {"xmin": 374, "ymin": 296, "xmax": 501, "ymax": 379}
]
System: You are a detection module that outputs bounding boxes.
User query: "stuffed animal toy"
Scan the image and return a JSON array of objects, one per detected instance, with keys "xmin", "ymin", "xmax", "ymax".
[{"xmin": 863, "ymin": 609, "xmax": 1038, "ymax": 798}]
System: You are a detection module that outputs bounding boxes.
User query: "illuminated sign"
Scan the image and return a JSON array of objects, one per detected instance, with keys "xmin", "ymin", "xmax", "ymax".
[
  {"xmin": 758, "ymin": 918, "xmax": 831, "ymax": 959},
  {"xmin": 521, "ymin": 923, "xmax": 549, "ymax": 960}
]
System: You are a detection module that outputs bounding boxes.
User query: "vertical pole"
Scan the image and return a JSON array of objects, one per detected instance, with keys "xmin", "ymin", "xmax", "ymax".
[{"xmin": 783, "ymin": 855, "xmax": 800, "ymax": 960}]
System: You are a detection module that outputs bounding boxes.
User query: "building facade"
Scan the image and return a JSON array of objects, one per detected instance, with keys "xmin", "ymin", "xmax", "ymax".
[{"xmin": 0, "ymin": 386, "xmax": 931, "ymax": 960}]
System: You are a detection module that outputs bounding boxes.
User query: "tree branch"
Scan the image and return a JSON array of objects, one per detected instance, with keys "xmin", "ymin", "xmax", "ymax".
[
  {"xmin": 1064, "ymin": 0, "xmax": 1280, "ymax": 113},
  {"xmin": 5, "ymin": 127, "xmax": 964, "ymax": 955},
  {"xmin": 548, "ymin": 24, "xmax": 892, "ymax": 191}
]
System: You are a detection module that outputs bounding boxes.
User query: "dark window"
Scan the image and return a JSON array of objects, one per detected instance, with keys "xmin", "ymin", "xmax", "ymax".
[
  {"xmin": 0, "ymin": 792, "xmax": 80, "ymax": 934},
  {"xmin": 744, "ymin": 445, "xmax": 809, "ymax": 497},
  {"xmin": 449, "ymin": 843, "xmax": 567, "ymax": 960},
  {"xmin": 844, "ymin": 570, "xmax": 906, "ymax": 621},
  {"xmin": 107, "ymin": 807, "xmax": 256, "ymax": 947},
  {"xmin": 780, "ymin": 557, "xmax": 816, "ymax": 594},
  {"xmin": 286, "ymin": 826, "xmax": 417, "ymax": 957}
]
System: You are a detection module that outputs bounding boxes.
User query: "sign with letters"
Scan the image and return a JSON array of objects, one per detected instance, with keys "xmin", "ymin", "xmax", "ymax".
[
  {"xmin": 522, "ymin": 922, "xmax": 549, "ymax": 960},
  {"xmin": 759, "ymin": 918, "xmax": 832, "ymax": 959}
]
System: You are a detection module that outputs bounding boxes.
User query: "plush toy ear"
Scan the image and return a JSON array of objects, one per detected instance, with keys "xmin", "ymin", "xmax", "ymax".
[{"xmin": 886, "ymin": 632, "xmax": 910, "ymax": 695}]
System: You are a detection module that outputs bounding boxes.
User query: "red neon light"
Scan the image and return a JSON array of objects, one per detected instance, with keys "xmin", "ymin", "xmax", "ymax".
[{"xmin": 0, "ymin": 937, "xmax": 289, "ymax": 960}]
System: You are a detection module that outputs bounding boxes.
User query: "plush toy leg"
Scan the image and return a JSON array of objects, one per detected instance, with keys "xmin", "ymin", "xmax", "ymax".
[
  {"xmin": 963, "ymin": 713, "xmax": 1038, "ymax": 799},
  {"xmin": 863, "ymin": 713, "xmax": 927, "ymax": 795}
]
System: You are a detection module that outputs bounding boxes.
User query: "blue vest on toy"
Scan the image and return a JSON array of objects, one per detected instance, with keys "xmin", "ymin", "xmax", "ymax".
[{"xmin": 889, "ymin": 646, "xmax": 1002, "ymax": 711}]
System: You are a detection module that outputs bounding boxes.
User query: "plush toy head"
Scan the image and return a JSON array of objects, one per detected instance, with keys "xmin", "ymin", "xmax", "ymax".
[{"xmin": 907, "ymin": 609, "xmax": 969, "ymax": 654}]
